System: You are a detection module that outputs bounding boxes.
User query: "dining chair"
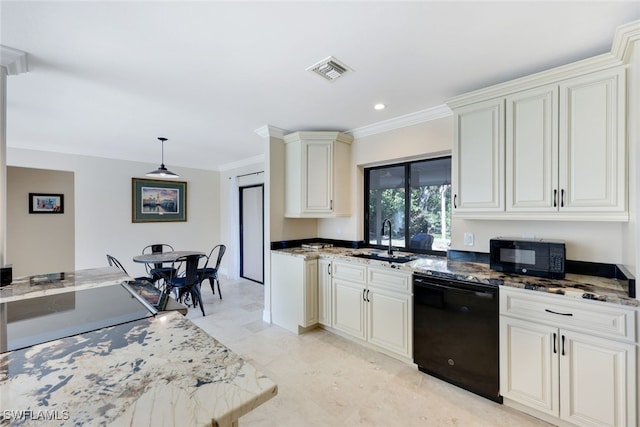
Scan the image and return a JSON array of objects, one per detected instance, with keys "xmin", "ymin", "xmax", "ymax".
[
  {"xmin": 166, "ymin": 254, "xmax": 205, "ymax": 316},
  {"xmin": 106, "ymin": 254, "xmax": 151, "ymax": 282},
  {"xmin": 142, "ymin": 243, "xmax": 176, "ymax": 285},
  {"xmin": 196, "ymin": 244, "xmax": 226, "ymax": 299}
]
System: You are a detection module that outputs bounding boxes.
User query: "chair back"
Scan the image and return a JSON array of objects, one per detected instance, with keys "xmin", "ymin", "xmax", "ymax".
[
  {"xmin": 203, "ymin": 244, "xmax": 226, "ymax": 270},
  {"xmin": 172, "ymin": 254, "xmax": 202, "ymax": 288},
  {"xmin": 106, "ymin": 254, "xmax": 128, "ymax": 275},
  {"xmin": 143, "ymin": 243, "xmax": 174, "ymax": 270}
]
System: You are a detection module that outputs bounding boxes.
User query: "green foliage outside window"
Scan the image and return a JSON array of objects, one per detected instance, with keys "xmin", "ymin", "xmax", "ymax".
[{"xmin": 366, "ymin": 157, "xmax": 451, "ymax": 252}]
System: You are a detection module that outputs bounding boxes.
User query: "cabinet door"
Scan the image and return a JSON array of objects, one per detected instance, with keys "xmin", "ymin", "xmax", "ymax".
[
  {"xmin": 302, "ymin": 259, "xmax": 318, "ymax": 327},
  {"xmin": 452, "ymin": 97, "xmax": 505, "ymax": 214},
  {"xmin": 367, "ymin": 287, "xmax": 412, "ymax": 359},
  {"xmin": 500, "ymin": 317, "xmax": 559, "ymax": 417},
  {"xmin": 318, "ymin": 259, "xmax": 332, "ymax": 327},
  {"xmin": 271, "ymin": 252, "xmax": 305, "ymax": 334},
  {"xmin": 332, "ymin": 278, "xmax": 366, "ymax": 340},
  {"xmin": 558, "ymin": 68, "xmax": 626, "ymax": 214},
  {"xmin": 303, "ymin": 140, "xmax": 333, "ymax": 214},
  {"xmin": 506, "ymin": 85, "xmax": 559, "ymax": 212},
  {"xmin": 559, "ymin": 330, "xmax": 636, "ymax": 427}
]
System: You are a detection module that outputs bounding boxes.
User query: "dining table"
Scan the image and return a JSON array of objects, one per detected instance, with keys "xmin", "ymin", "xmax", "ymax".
[
  {"xmin": 134, "ymin": 250, "xmax": 207, "ymax": 315},
  {"xmin": 133, "ymin": 250, "xmax": 206, "ymax": 265}
]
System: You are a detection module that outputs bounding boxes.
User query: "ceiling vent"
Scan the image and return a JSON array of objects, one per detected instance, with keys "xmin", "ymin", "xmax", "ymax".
[{"xmin": 306, "ymin": 56, "xmax": 353, "ymax": 82}]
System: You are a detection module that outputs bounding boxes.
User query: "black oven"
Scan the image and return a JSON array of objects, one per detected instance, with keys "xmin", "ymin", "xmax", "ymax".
[
  {"xmin": 413, "ymin": 273, "xmax": 501, "ymax": 403},
  {"xmin": 490, "ymin": 237, "xmax": 565, "ymax": 279}
]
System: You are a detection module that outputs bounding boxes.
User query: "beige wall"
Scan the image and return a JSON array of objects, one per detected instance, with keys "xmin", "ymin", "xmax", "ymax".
[
  {"xmin": 318, "ymin": 117, "xmax": 454, "ymax": 241},
  {"xmin": 7, "ymin": 166, "xmax": 75, "ymax": 277},
  {"xmin": 268, "ymin": 136, "xmax": 318, "ymax": 242},
  {"xmin": 8, "ymin": 148, "xmax": 220, "ymax": 279}
]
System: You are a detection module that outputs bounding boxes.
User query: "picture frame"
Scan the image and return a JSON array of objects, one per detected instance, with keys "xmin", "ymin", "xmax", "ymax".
[
  {"xmin": 132, "ymin": 178, "xmax": 187, "ymax": 223},
  {"xmin": 29, "ymin": 193, "xmax": 64, "ymax": 214}
]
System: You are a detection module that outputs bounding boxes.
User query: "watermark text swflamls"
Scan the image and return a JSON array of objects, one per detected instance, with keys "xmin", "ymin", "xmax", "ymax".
[{"xmin": 2, "ymin": 410, "xmax": 70, "ymax": 421}]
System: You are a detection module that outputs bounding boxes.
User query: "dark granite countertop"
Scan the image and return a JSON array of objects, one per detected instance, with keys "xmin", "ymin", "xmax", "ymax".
[{"xmin": 273, "ymin": 247, "xmax": 638, "ymax": 307}]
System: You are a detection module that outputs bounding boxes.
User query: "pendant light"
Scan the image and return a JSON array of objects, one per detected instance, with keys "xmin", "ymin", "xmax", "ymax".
[{"xmin": 146, "ymin": 137, "xmax": 179, "ymax": 178}]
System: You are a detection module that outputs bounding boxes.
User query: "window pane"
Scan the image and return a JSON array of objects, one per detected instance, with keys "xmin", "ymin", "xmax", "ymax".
[
  {"xmin": 368, "ymin": 166, "xmax": 405, "ymax": 248},
  {"xmin": 409, "ymin": 158, "xmax": 451, "ymax": 251}
]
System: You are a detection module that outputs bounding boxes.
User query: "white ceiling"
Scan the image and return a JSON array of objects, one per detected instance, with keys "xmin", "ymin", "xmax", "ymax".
[{"xmin": 1, "ymin": 1, "xmax": 639, "ymax": 171}]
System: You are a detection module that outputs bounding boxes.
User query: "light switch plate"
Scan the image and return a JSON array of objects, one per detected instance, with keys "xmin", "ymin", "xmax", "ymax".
[{"xmin": 464, "ymin": 232, "xmax": 474, "ymax": 246}]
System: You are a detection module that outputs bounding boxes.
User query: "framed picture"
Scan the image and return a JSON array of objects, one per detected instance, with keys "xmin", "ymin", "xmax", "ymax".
[
  {"xmin": 29, "ymin": 193, "xmax": 64, "ymax": 214},
  {"xmin": 132, "ymin": 178, "xmax": 187, "ymax": 223}
]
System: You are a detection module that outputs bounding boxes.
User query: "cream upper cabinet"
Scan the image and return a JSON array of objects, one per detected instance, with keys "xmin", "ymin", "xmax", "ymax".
[
  {"xmin": 506, "ymin": 68, "xmax": 626, "ymax": 219},
  {"xmin": 558, "ymin": 68, "xmax": 626, "ymax": 217},
  {"xmin": 284, "ymin": 131, "xmax": 353, "ymax": 218},
  {"xmin": 506, "ymin": 84, "xmax": 559, "ymax": 213},
  {"xmin": 452, "ymin": 98, "xmax": 505, "ymax": 214},
  {"xmin": 449, "ymin": 61, "xmax": 627, "ymax": 221}
]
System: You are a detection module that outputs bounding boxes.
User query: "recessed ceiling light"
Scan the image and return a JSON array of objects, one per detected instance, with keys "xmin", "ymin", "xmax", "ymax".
[{"xmin": 374, "ymin": 103, "xmax": 386, "ymax": 110}]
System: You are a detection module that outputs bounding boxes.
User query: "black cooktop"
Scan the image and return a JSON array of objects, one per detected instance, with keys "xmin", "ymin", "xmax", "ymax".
[{"xmin": 0, "ymin": 283, "xmax": 156, "ymax": 353}]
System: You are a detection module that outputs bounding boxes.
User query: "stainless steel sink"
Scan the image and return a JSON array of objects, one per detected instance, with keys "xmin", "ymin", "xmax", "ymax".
[{"xmin": 351, "ymin": 252, "xmax": 415, "ymax": 264}]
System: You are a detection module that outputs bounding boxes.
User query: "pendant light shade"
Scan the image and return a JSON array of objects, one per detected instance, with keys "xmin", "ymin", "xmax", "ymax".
[{"xmin": 146, "ymin": 137, "xmax": 179, "ymax": 178}]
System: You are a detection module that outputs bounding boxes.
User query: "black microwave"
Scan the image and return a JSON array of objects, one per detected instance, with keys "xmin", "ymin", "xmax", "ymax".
[{"xmin": 490, "ymin": 237, "xmax": 565, "ymax": 279}]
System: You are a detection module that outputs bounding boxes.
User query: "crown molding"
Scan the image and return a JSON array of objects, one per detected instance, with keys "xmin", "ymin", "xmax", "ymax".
[
  {"xmin": 447, "ymin": 19, "xmax": 640, "ymax": 109},
  {"xmin": 0, "ymin": 45, "xmax": 28, "ymax": 75},
  {"xmin": 348, "ymin": 104, "xmax": 452, "ymax": 139},
  {"xmin": 611, "ymin": 20, "xmax": 640, "ymax": 63},
  {"xmin": 254, "ymin": 125, "xmax": 290, "ymax": 139}
]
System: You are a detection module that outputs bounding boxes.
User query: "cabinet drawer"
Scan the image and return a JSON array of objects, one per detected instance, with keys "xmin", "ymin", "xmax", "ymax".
[
  {"xmin": 500, "ymin": 287, "xmax": 636, "ymax": 342},
  {"xmin": 332, "ymin": 261, "xmax": 366, "ymax": 284},
  {"xmin": 367, "ymin": 266, "xmax": 411, "ymax": 293}
]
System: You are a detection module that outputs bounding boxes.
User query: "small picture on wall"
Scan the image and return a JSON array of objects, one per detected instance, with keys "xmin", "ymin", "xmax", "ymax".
[{"xmin": 29, "ymin": 193, "xmax": 64, "ymax": 214}]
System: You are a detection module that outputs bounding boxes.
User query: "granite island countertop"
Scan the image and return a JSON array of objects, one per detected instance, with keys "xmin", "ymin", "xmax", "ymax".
[
  {"xmin": 0, "ymin": 267, "xmax": 130, "ymax": 303},
  {"xmin": 0, "ymin": 267, "xmax": 277, "ymax": 426},
  {"xmin": 0, "ymin": 310, "xmax": 277, "ymax": 426},
  {"xmin": 272, "ymin": 247, "xmax": 638, "ymax": 307}
]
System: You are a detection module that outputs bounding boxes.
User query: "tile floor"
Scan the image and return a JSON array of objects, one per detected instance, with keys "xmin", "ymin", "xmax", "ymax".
[{"xmin": 187, "ymin": 278, "xmax": 551, "ymax": 427}]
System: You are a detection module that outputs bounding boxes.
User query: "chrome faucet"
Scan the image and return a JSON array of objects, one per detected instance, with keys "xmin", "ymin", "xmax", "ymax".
[{"xmin": 381, "ymin": 218, "xmax": 393, "ymax": 255}]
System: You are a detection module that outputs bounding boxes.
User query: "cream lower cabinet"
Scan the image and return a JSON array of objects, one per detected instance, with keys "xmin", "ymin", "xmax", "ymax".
[
  {"xmin": 271, "ymin": 252, "xmax": 318, "ymax": 334},
  {"xmin": 332, "ymin": 276, "xmax": 367, "ymax": 340},
  {"xmin": 500, "ymin": 287, "xmax": 636, "ymax": 427},
  {"xmin": 331, "ymin": 260, "xmax": 412, "ymax": 360},
  {"xmin": 318, "ymin": 258, "xmax": 332, "ymax": 327}
]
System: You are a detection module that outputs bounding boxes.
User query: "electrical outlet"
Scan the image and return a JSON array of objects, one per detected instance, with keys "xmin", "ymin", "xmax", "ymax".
[{"xmin": 464, "ymin": 232, "xmax": 474, "ymax": 246}]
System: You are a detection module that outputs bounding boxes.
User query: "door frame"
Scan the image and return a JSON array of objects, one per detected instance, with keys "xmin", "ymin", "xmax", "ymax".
[{"xmin": 239, "ymin": 183, "xmax": 264, "ymax": 284}]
